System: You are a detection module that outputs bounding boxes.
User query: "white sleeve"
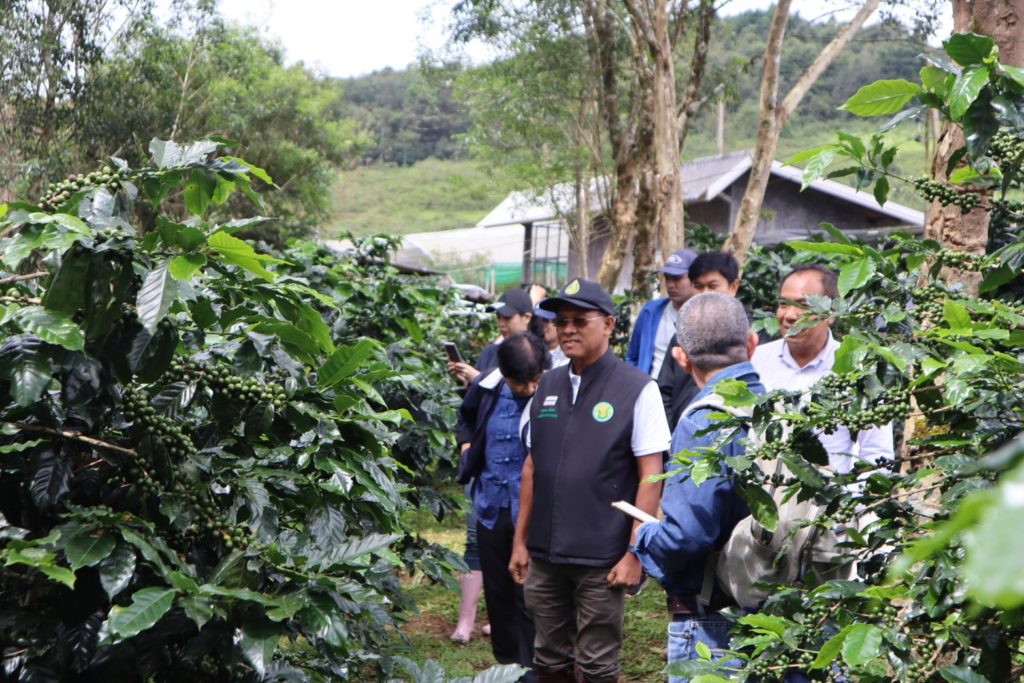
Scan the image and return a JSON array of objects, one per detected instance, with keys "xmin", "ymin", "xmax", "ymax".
[
  {"xmin": 856, "ymin": 422, "xmax": 895, "ymax": 463},
  {"xmin": 521, "ymin": 397, "xmax": 533, "ymax": 450},
  {"xmin": 631, "ymin": 381, "xmax": 672, "ymax": 457}
]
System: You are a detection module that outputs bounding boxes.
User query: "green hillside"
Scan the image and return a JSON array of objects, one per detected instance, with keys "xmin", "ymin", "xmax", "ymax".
[
  {"xmin": 330, "ymin": 121, "xmax": 928, "ymax": 237},
  {"xmin": 329, "ymin": 159, "xmax": 520, "ymax": 236}
]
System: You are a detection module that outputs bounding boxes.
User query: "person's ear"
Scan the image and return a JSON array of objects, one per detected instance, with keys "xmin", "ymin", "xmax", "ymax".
[
  {"xmin": 672, "ymin": 346, "xmax": 694, "ymax": 374},
  {"xmin": 746, "ymin": 331, "xmax": 758, "ymax": 360},
  {"xmin": 603, "ymin": 315, "xmax": 615, "ymax": 335},
  {"xmin": 728, "ymin": 280, "xmax": 740, "ymax": 297}
]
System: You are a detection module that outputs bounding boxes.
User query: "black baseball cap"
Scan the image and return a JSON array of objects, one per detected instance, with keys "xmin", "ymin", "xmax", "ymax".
[
  {"xmin": 486, "ymin": 288, "xmax": 533, "ymax": 317},
  {"xmin": 539, "ymin": 278, "xmax": 616, "ymax": 316}
]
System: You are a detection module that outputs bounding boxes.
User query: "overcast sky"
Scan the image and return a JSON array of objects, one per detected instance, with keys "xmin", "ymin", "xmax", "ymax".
[{"xmin": 216, "ymin": 0, "xmax": 952, "ymax": 79}]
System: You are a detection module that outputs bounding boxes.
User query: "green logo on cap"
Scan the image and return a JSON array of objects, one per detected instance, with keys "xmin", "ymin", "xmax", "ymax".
[
  {"xmin": 592, "ymin": 401, "xmax": 614, "ymax": 423},
  {"xmin": 565, "ymin": 279, "xmax": 581, "ymax": 295}
]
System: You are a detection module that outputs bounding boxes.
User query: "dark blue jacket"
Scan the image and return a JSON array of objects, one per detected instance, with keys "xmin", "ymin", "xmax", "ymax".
[
  {"xmin": 455, "ymin": 369, "xmax": 504, "ymax": 484},
  {"xmin": 635, "ymin": 362, "xmax": 765, "ymax": 597}
]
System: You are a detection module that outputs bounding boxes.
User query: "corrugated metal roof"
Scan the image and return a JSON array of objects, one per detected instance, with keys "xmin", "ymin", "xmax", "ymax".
[{"xmin": 477, "ymin": 151, "xmax": 924, "ymax": 229}]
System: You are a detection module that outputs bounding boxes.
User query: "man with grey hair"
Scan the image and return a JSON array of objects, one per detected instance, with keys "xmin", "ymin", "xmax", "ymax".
[{"xmin": 633, "ymin": 293, "xmax": 766, "ymax": 682}]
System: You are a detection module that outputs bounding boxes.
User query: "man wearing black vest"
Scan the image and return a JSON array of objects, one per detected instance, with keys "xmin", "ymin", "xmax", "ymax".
[{"xmin": 509, "ymin": 279, "xmax": 670, "ymax": 683}]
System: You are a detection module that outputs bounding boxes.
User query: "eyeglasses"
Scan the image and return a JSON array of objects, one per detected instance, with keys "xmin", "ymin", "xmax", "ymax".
[{"xmin": 553, "ymin": 315, "xmax": 606, "ymax": 329}]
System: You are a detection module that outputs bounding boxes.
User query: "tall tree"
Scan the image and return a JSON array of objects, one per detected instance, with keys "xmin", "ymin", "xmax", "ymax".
[
  {"xmin": 724, "ymin": 0, "xmax": 882, "ymax": 264},
  {"xmin": 451, "ymin": 0, "xmax": 714, "ymax": 294},
  {"xmin": 925, "ymin": 0, "xmax": 1024, "ymax": 294}
]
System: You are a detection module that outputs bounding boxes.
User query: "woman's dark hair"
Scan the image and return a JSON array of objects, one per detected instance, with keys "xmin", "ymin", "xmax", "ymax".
[
  {"xmin": 528, "ymin": 312, "xmax": 549, "ymax": 339},
  {"xmin": 497, "ymin": 332, "xmax": 550, "ymax": 383}
]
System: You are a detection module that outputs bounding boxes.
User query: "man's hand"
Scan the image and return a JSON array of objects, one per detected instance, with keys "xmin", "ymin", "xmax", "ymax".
[
  {"xmin": 447, "ymin": 361, "xmax": 479, "ymax": 386},
  {"xmin": 509, "ymin": 540, "xmax": 530, "ymax": 585},
  {"xmin": 606, "ymin": 551, "xmax": 642, "ymax": 588}
]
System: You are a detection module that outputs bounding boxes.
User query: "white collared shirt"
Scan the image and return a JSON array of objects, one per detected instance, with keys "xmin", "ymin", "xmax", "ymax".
[
  {"xmin": 650, "ymin": 303, "xmax": 680, "ymax": 378},
  {"xmin": 751, "ymin": 332, "xmax": 894, "ymax": 474}
]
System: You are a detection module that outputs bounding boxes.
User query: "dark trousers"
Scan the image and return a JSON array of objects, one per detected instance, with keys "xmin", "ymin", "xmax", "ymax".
[
  {"xmin": 477, "ymin": 509, "xmax": 536, "ymax": 668},
  {"xmin": 524, "ymin": 556, "xmax": 625, "ymax": 683}
]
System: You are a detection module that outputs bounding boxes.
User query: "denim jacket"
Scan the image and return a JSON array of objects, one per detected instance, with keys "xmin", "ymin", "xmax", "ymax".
[{"xmin": 635, "ymin": 361, "xmax": 765, "ymax": 597}]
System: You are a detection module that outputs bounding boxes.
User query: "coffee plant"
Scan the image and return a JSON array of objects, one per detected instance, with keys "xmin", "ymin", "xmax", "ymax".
[
  {"xmin": 0, "ymin": 139, "xmax": 475, "ymax": 681},
  {"xmin": 666, "ymin": 33, "xmax": 1024, "ymax": 683}
]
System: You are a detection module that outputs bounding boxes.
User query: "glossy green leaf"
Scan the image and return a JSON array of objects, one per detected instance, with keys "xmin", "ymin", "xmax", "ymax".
[
  {"xmin": 801, "ymin": 150, "xmax": 836, "ymax": 189},
  {"xmin": 920, "ymin": 65, "xmax": 954, "ymax": 94},
  {"xmin": 136, "ymin": 263, "xmax": 178, "ymax": 333},
  {"xmin": 737, "ymin": 483, "xmax": 778, "ymax": 533},
  {"xmin": 840, "ymin": 80, "xmax": 921, "ymax": 117},
  {"xmin": 695, "ymin": 641, "xmax": 713, "ymax": 660},
  {"xmin": 207, "ymin": 231, "xmax": 278, "ymax": 281},
  {"xmin": 319, "ymin": 340, "xmax": 377, "ymax": 387},
  {"xmin": 788, "ymin": 241, "xmax": 863, "ymax": 256},
  {"xmin": 183, "ymin": 171, "xmax": 216, "ymax": 216},
  {"xmin": 964, "ymin": 463, "xmax": 1024, "ymax": 608},
  {"xmin": 1003, "ymin": 65, "xmax": 1024, "ymax": 89},
  {"xmin": 872, "ymin": 175, "xmax": 889, "ymax": 205},
  {"xmin": 737, "ymin": 612, "xmax": 791, "ymax": 637},
  {"xmin": 944, "ymin": 299, "xmax": 972, "ymax": 330},
  {"xmin": 98, "ymin": 544, "xmax": 136, "ymax": 598},
  {"xmin": 471, "ymin": 665, "xmax": 532, "ymax": 683},
  {"xmin": 0, "ymin": 438, "xmax": 43, "ymax": 454},
  {"xmin": 64, "ymin": 529, "xmax": 116, "ymax": 571},
  {"xmin": 943, "ymin": 33, "xmax": 995, "ymax": 67},
  {"xmin": 42, "ymin": 245, "xmax": 90, "ymax": 315},
  {"xmin": 841, "ymin": 623, "xmax": 883, "ymax": 668},
  {"xmin": 14, "ymin": 307, "xmax": 84, "ymax": 351},
  {"xmin": 108, "ymin": 587, "xmax": 177, "ymax": 639},
  {"xmin": 949, "ymin": 166, "xmax": 983, "ymax": 184},
  {"xmin": 950, "ymin": 67, "xmax": 991, "ymax": 121},
  {"xmin": 181, "ymin": 596, "xmax": 216, "ymax": 629},
  {"xmin": 237, "ymin": 624, "xmax": 278, "ymax": 676},
  {"xmin": 30, "ymin": 449, "xmax": 71, "ymax": 510},
  {"xmin": 168, "ymin": 253, "xmax": 207, "ymax": 281},
  {"xmin": 10, "ymin": 356, "xmax": 52, "ymax": 407},
  {"xmin": 940, "ymin": 666, "xmax": 991, "ymax": 683},
  {"xmin": 149, "ymin": 139, "xmax": 218, "ymax": 169},
  {"xmin": 838, "ymin": 258, "xmax": 876, "ymax": 298},
  {"xmin": 811, "ymin": 625, "xmax": 852, "ymax": 669}
]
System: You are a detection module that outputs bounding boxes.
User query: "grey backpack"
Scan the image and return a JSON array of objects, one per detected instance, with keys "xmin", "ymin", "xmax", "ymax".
[{"xmin": 681, "ymin": 394, "xmax": 854, "ymax": 610}]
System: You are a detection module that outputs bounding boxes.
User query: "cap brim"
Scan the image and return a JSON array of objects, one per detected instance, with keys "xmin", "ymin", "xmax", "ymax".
[
  {"xmin": 533, "ymin": 306, "xmax": 556, "ymax": 320},
  {"xmin": 660, "ymin": 267, "xmax": 689, "ymax": 276},
  {"xmin": 539, "ymin": 296, "xmax": 612, "ymax": 316}
]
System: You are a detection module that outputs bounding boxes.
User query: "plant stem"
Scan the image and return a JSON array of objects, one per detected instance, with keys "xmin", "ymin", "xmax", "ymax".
[{"xmin": 10, "ymin": 422, "xmax": 136, "ymax": 456}]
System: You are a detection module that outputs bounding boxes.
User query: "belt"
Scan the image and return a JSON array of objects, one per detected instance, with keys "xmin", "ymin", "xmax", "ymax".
[{"xmin": 666, "ymin": 594, "xmax": 734, "ymax": 616}]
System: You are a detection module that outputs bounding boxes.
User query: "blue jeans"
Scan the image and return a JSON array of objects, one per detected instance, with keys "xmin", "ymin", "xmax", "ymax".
[
  {"xmin": 667, "ymin": 614, "xmax": 737, "ymax": 683},
  {"xmin": 667, "ymin": 614, "xmax": 814, "ymax": 682}
]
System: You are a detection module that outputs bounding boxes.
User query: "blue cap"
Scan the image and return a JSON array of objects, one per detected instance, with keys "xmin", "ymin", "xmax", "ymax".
[
  {"xmin": 660, "ymin": 248, "xmax": 697, "ymax": 277},
  {"xmin": 533, "ymin": 305, "xmax": 555, "ymax": 320}
]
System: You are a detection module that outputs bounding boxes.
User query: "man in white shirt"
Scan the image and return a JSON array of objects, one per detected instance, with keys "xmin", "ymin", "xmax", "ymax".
[{"xmin": 751, "ymin": 265, "xmax": 894, "ymax": 473}]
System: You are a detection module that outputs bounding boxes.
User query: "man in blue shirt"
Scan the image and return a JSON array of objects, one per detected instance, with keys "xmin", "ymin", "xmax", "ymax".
[
  {"xmin": 634, "ymin": 292, "xmax": 765, "ymax": 683},
  {"xmin": 626, "ymin": 248, "xmax": 697, "ymax": 378}
]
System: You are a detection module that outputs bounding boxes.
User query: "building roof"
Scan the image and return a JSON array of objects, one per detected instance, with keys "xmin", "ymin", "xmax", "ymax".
[{"xmin": 477, "ymin": 150, "xmax": 924, "ymax": 229}]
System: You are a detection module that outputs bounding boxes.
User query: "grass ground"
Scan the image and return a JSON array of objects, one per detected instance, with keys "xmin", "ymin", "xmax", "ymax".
[{"xmin": 399, "ymin": 498, "xmax": 669, "ymax": 682}]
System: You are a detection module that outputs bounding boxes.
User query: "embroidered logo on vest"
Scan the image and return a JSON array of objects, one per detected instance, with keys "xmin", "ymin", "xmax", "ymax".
[
  {"xmin": 543, "ymin": 395, "xmax": 558, "ymax": 407},
  {"xmin": 592, "ymin": 401, "xmax": 614, "ymax": 423},
  {"xmin": 565, "ymin": 279, "xmax": 581, "ymax": 295}
]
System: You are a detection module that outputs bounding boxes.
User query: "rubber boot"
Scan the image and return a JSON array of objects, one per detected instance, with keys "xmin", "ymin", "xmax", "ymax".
[{"xmin": 450, "ymin": 570, "xmax": 483, "ymax": 643}]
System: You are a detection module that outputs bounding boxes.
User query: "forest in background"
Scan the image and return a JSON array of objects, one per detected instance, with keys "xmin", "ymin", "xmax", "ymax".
[
  {"xmin": 0, "ymin": 3, "xmax": 934, "ymax": 239},
  {"xmin": 334, "ymin": 11, "xmax": 933, "ymax": 235}
]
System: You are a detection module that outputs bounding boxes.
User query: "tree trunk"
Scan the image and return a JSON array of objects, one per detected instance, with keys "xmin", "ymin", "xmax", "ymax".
[
  {"xmin": 927, "ymin": 0, "xmax": 1024, "ymax": 295},
  {"xmin": 723, "ymin": 0, "xmax": 791, "ymax": 263},
  {"xmin": 725, "ymin": 0, "xmax": 879, "ymax": 264},
  {"xmin": 647, "ymin": 0, "xmax": 684, "ymax": 262}
]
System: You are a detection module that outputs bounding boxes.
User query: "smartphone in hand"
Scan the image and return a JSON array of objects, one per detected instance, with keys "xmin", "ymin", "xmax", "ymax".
[{"xmin": 444, "ymin": 342, "xmax": 463, "ymax": 364}]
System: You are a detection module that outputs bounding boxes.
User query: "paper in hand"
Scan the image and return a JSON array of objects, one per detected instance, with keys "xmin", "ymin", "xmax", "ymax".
[{"xmin": 611, "ymin": 500, "xmax": 658, "ymax": 524}]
